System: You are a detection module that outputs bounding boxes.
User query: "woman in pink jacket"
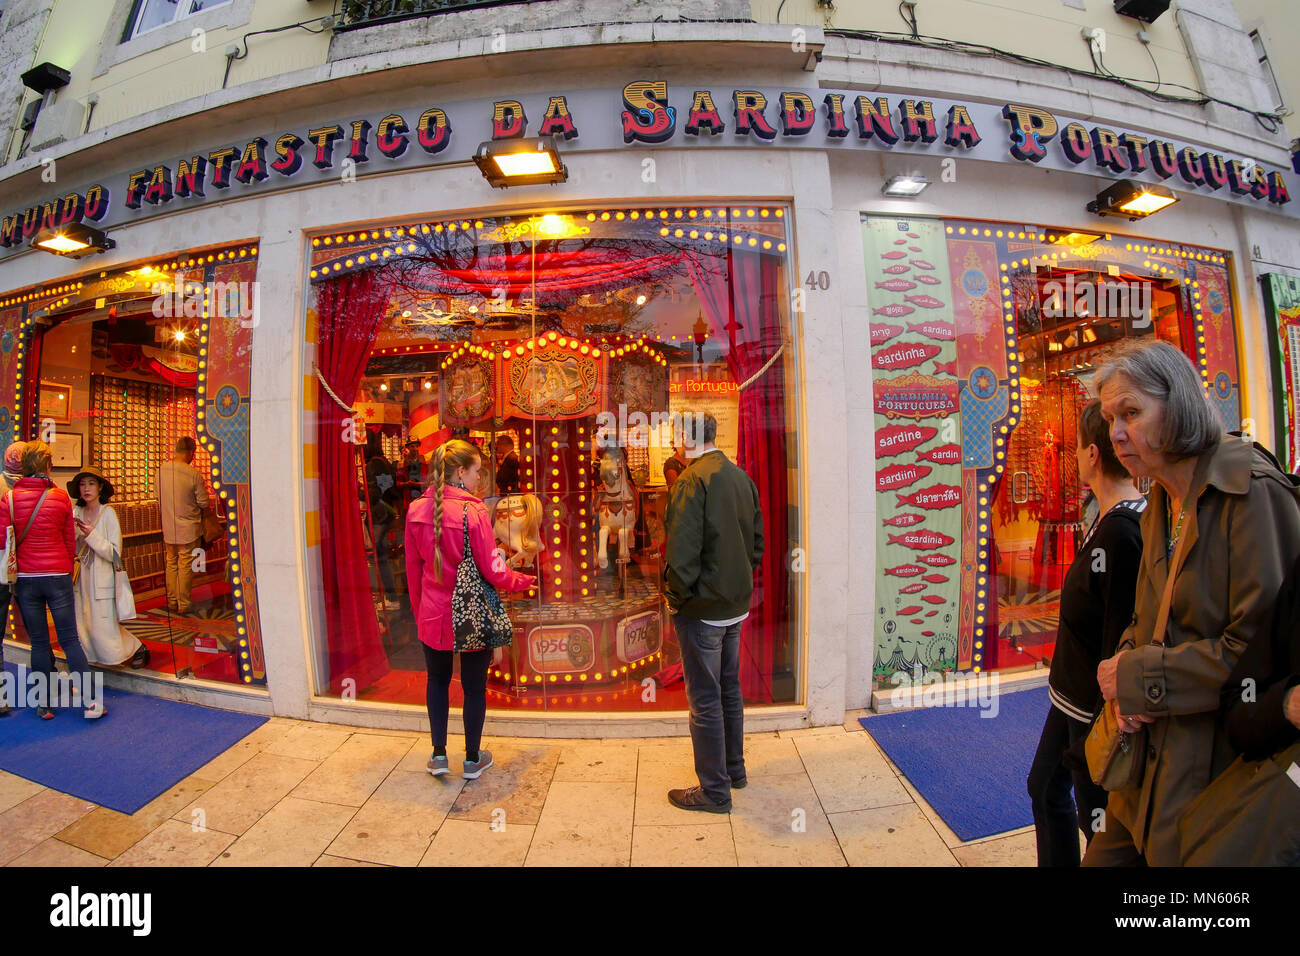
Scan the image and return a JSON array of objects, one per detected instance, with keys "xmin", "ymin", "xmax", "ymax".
[{"xmin": 406, "ymin": 439, "xmax": 535, "ymax": 779}]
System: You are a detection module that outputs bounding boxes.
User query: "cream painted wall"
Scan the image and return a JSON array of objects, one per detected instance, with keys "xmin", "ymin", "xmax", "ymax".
[
  {"xmin": 751, "ymin": 0, "xmax": 1201, "ymax": 99},
  {"xmin": 1235, "ymin": 0, "xmax": 1299, "ymax": 141},
  {"xmin": 44, "ymin": 0, "xmax": 332, "ymax": 135}
]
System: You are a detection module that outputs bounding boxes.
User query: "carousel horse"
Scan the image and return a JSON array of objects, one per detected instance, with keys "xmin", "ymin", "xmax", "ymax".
[
  {"xmin": 493, "ymin": 493, "xmax": 543, "ymax": 569},
  {"xmin": 597, "ymin": 450, "xmax": 637, "ymax": 569}
]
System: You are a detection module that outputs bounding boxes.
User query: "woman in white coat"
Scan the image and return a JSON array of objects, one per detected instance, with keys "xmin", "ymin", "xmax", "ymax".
[{"xmin": 69, "ymin": 467, "xmax": 149, "ymax": 669}]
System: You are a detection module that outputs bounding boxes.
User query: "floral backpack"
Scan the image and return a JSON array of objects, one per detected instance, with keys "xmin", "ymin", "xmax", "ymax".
[{"xmin": 451, "ymin": 509, "xmax": 515, "ymax": 652}]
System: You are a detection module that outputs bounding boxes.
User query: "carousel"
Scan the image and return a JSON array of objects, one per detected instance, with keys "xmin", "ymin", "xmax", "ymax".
[{"xmin": 437, "ymin": 332, "xmax": 674, "ymax": 691}]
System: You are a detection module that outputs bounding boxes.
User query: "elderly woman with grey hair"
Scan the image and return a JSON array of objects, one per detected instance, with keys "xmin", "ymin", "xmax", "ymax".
[{"xmin": 1083, "ymin": 339, "xmax": 1300, "ymax": 866}]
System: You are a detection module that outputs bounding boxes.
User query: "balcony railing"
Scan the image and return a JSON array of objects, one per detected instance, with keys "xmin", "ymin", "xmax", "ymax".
[{"xmin": 337, "ymin": 0, "xmax": 546, "ymax": 31}]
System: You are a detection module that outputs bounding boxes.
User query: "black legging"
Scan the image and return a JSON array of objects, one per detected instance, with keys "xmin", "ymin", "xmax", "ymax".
[{"xmin": 422, "ymin": 644, "xmax": 491, "ymax": 755}]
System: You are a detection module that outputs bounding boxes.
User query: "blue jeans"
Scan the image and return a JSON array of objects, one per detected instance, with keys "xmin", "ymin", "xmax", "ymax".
[
  {"xmin": 675, "ymin": 615, "xmax": 746, "ymax": 803},
  {"xmin": 15, "ymin": 574, "xmax": 90, "ymax": 709}
]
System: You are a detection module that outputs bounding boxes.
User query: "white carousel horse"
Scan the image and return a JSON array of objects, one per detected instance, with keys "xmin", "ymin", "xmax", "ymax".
[{"xmin": 597, "ymin": 451, "xmax": 637, "ymax": 569}]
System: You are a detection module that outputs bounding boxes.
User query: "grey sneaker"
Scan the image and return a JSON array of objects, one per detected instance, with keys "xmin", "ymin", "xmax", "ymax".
[
  {"xmin": 463, "ymin": 749, "xmax": 494, "ymax": 779},
  {"xmin": 427, "ymin": 754, "xmax": 450, "ymax": 777}
]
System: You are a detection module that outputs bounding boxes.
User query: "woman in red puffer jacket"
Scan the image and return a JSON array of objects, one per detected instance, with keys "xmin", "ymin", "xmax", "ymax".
[{"xmin": 0, "ymin": 441, "xmax": 101, "ymax": 719}]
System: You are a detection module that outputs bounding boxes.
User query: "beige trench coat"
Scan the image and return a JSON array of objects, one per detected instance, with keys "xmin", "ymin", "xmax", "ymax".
[
  {"xmin": 73, "ymin": 504, "xmax": 142, "ymax": 666},
  {"xmin": 1105, "ymin": 437, "xmax": 1300, "ymax": 865}
]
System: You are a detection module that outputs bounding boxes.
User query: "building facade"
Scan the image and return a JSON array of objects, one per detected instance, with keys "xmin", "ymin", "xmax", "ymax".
[{"xmin": 0, "ymin": 0, "xmax": 1294, "ymax": 735}]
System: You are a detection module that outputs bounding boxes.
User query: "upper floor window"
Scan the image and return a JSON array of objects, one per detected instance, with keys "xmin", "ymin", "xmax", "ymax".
[
  {"xmin": 124, "ymin": 0, "xmax": 230, "ymax": 41},
  {"xmin": 1249, "ymin": 29, "xmax": 1287, "ymax": 115}
]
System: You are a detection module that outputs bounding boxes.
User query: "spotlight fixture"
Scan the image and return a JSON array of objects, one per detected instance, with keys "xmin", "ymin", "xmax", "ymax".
[
  {"xmin": 882, "ymin": 175, "xmax": 931, "ymax": 198},
  {"xmin": 1087, "ymin": 180, "xmax": 1178, "ymax": 220},
  {"xmin": 473, "ymin": 137, "xmax": 568, "ymax": 188},
  {"xmin": 31, "ymin": 221, "xmax": 115, "ymax": 258}
]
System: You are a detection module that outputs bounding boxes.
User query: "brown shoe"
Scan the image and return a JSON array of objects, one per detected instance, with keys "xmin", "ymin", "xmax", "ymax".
[{"xmin": 667, "ymin": 786, "xmax": 731, "ymax": 813}]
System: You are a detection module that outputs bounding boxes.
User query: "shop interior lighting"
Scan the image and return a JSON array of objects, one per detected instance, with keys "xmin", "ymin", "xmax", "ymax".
[
  {"xmin": 473, "ymin": 137, "xmax": 568, "ymax": 188},
  {"xmin": 882, "ymin": 175, "xmax": 931, "ymax": 197},
  {"xmin": 31, "ymin": 222, "xmax": 115, "ymax": 258},
  {"xmin": 1047, "ymin": 231, "xmax": 1103, "ymax": 246},
  {"xmin": 1087, "ymin": 180, "xmax": 1178, "ymax": 220}
]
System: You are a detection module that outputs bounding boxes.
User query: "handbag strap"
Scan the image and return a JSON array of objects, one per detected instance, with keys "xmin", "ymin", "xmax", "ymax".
[
  {"xmin": 1151, "ymin": 455, "xmax": 1209, "ymax": 648},
  {"xmin": 15, "ymin": 488, "xmax": 51, "ymax": 547}
]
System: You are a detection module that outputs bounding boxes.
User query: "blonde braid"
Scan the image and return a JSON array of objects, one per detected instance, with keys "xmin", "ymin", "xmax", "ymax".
[
  {"xmin": 432, "ymin": 445, "xmax": 445, "ymax": 584},
  {"xmin": 431, "ymin": 439, "xmax": 483, "ymax": 584}
]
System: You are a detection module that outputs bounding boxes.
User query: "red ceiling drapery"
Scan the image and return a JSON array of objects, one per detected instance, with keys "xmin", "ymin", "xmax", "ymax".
[
  {"xmin": 685, "ymin": 248, "xmax": 792, "ymax": 702},
  {"xmin": 315, "ymin": 269, "xmax": 393, "ymax": 694}
]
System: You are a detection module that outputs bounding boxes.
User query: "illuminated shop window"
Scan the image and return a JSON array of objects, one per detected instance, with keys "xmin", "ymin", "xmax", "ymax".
[{"xmin": 304, "ymin": 206, "xmax": 801, "ymax": 712}]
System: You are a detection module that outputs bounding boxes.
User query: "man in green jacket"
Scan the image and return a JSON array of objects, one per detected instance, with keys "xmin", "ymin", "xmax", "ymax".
[{"xmin": 665, "ymin": 412, "xmax": 764, "ymax": 813}]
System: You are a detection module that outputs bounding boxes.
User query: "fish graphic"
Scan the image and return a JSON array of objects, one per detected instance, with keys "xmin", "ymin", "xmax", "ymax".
[
  {"xmin": 877, "ymin": 463, "xmax": 932, "ymax": 492},
  {"xmin": 924, "ymin": 611, "xmax": 938, "ymax": 618},
  {"xmin": 876, "ymin": 427, "xmax": 938, "ymax": 459},
  {"xmin": 905, "ymin": 320, "xmax": 955, "ymax": 341},
  {"xmin": 895, "ymin": 483, "xmax": 962, "ymax": 510},
  {"xmin": 882, "ymin": 250, "xmax": 908, "ymax": 260},
  {"xmin": 884, "ymin": 564, "xmax": 927, "ymax": 577},
  {"xmin": 875, "ymin": 279, "xmax": 918, "ymax": 292},
  {"xmin": 873, "ymin": 304, "xmax": 916, "ymax": 318},
  {"xmin": 904, "ymin": 294, "xmax": 947, "ymax": 309},
  {"xmin": 898, "ymin": 605, "xmax": 922, "ymax": 615},
  {"xmin": 887, "ymin": 529, "xmax": 955, "ymax": 551},
  {"xmin": 907, "ymin": 232, "xmax": 920, "ymax": 238},
  {"xmin": 907, "ymin": 245, "xmax": 922, "ymax": 252},
  {"xmin": 870, "ymin": 323, "xmax": 904, "ymax": 345},
  {"xmin": 893, "ymin": 238, "xmax": 908, "ymax": 245},
  {"xmin": 931, "ymin": 359, "xmax": 958, "ymax": 376},
  {"xmin": 914, "ymin": 274, "xmax": 942, "ymax": 285},
  {"xmin": 917, "ymin": 443, "xmax": 962, "ymax": 465},
  {"xmin": 922, "ymin": 573, "xmax": 950, "ymax": 584},
  {"xmin": 882, "ymin": 264, "xmax": 912, "ymax": 275},
  {"xmin": 882, "ymin": 511, "xmax": 927, "ymax": 527},
  {"xmin": 873, "ymin": 341, "xmax": 942, "ymax": 371},
  {"xmin": 899, "ymin": 582, "xmax": 927, "ymax": 594},
  {"xmin": 921, "ymin": 595, "xmax": 946, "ymax": 605},
  {"xmin": 909, "ymin": 619, "xmax": 924, "ymax": 625},
  {"xmin": 910, "ymin": 259, "xmax": 936, "ymax": 270},
  {"xmin": 921, "ymin": 630, "xmax": 935, "ymax": 636},
  {"xmin": 919, "ymin": 553, "xmax": 957, "ymax": 567}
]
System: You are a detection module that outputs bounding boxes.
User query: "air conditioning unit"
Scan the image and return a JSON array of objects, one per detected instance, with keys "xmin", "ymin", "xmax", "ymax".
[{"xmin": 1113, "ymin": 0, "xmax": 1170, "ymax": 23}]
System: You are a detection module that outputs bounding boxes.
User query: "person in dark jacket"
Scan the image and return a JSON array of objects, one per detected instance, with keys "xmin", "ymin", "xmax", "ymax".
[
  {"xmin": 1027, "ymin": 400, "xmax": 1145, "ymax": 865},
  {"xmin": 0, "ymin": 440, "xmax": 101, "ymax": 720},
  {"xmin": 664, "ymin": 411, "xmax": 764, "ymax": 813},
  {"xmin": 1221, "ymin": 549, "xmax": 1300, "ymax": 760},
  {"xmin": 364, "ymin": 431, "xmax": 400, "ymax": 610}
]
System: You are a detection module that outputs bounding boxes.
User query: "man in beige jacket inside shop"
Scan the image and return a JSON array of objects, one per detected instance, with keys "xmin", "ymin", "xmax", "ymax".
[{"xmin": 157, "ymin": 436, "xmax": 209, "ymax": 614}]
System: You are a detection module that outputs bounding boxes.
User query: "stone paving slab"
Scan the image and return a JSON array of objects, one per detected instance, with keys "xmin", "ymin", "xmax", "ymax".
[{"xmin": 0, "ymin": 717, "xmax": 1038, "ymax": 867}]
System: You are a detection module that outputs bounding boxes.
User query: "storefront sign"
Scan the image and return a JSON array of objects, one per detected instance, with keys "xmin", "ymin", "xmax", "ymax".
[{"xmin": 2, "ymin": 80, "xmax": 1294, "ymax": 260}]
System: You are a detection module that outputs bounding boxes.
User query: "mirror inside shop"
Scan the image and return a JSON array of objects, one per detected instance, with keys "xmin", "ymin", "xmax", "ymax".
[
  {"xmin": 992, "ymin": 262, "xmax": 1186, "ymax": 670},
  {"xmin": 308, "ymin": 207, "xmax": 799, "ymax": 712},
  {"xmin": 9, "ymin": 277, "xmax": 245, "ymax": 684}
]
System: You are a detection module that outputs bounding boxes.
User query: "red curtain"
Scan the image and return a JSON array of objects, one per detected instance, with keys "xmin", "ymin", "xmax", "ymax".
[
  {"xmin": 684, "ymin": 249, "xmax": 790, "ymax": 701},
  {"xmin": 316, "ymin": 269, "xmax": 392, "ymax": 693}
]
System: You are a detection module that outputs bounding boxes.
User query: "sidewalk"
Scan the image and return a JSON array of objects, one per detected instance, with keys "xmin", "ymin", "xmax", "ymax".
[{"xmin": 0, "ymin": 710, "xmax": 1039, "ymax": 866}]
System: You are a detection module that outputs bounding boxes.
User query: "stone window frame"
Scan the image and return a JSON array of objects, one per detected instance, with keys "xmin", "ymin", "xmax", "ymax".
[{"xmin": 94, "ymin": 0, "xmax": 255, "ymax": 79}]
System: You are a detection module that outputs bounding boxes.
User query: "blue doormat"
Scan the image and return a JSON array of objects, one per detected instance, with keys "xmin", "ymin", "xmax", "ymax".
[
  {"xmin": 860, "ymin": 685, "xmax": 1048, "ymax": 842},
  {"xmin": 0, "ymin": 662, "xmax": 267, "ymax": 814}
]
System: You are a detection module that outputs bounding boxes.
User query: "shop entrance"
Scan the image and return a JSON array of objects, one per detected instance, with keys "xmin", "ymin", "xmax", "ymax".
[
  {"xmin": 992, "ymin": 258, "xmax": 1189, "ymax": 670},
  {"xmin": 14, "ymin": 269, "xmax": 245, "ymax": 683}
]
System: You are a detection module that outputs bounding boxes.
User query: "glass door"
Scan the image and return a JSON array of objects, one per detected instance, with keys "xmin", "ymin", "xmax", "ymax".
[{"xmin": 992, "ymin": 259, "xmax": 1185, "ymax": 671}]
